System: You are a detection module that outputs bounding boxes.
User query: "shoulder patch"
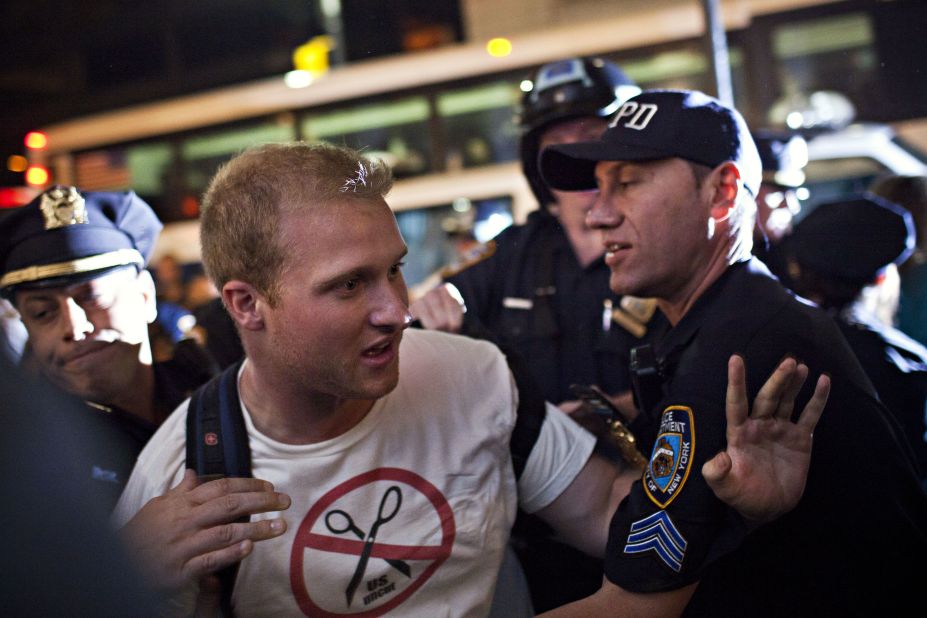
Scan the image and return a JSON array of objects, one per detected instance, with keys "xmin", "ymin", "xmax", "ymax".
[
  {"xmin": 643, "ymin": 405, "xmax": 695, "ymax": 508},
  {"xmin": 439, "ymin": 240, "xmax": 496, "ymax": 279},
  {"xmin": 624, "ymin": 510, "xmax": 687, "ymax": 572}
]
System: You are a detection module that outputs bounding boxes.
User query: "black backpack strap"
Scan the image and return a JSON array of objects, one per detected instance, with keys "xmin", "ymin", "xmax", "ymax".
[
  {"xmin": 184, "ymin": 359, "xmax": 249, "ymax": 617},
  {"xmin": 185, "ymin": 360, "xmax": 251, "ymax": 479},
  {"xmin": 504, "ymin": 347, "xmax": 547, "ymax": 479}
]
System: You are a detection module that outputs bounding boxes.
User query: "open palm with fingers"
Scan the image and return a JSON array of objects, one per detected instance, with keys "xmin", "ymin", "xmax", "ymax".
[{"xmin": 704, "ymin": 355, "xmax": 830, "ymax": 523}]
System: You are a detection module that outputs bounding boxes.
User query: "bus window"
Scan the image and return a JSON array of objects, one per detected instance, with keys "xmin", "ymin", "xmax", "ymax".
[
  {"xmin": 181, "ymin": 119, "xmax": 295, "ymax": 204},
  {"xmin": 71, "ymin": 141, "xmax": 176, "ymax": 221},
  {"xmin": 770, "ymin": 13, "xmax": 878, "ymax": 121},
  {"xmin": 437, "ymin": 80, "xmax": 521, "ymax": 171},
  {"xmin": 127, "ymin": 142, "xmax": 174, "ymax": 199},
  {"xmin": 301, "ymin": 97, "xmax": 431, "ymax": 179},
  {"xmin": 619, "ymin": 46, "xmax": 710, "ymax": 91},
  {"xmin": 74, "ymin": 149, "xmax": 134, "ymax": 192},
  {"xmin": 396, "ymin": 196, "xmax": 513, "ymax": 288}
]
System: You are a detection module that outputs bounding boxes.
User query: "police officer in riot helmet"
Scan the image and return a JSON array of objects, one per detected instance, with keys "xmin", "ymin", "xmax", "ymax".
[
  {"xmin": 410, "ymin": 56, "xmax": 650, "ymax": 612},
  {"xmin": 519, "ymin": 57, "xmax": 642, "ymax": 216}
]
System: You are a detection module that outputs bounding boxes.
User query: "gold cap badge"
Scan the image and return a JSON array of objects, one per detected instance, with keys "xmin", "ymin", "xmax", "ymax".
[{"xmin": 40, "ymin": 186, "xmax": 88, "ymax": 230}]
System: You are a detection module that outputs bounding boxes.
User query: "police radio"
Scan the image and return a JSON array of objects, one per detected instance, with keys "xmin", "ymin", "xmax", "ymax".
[{"xmin": 630, "ymin": 344, "xmax": 663, "ymax": 418}]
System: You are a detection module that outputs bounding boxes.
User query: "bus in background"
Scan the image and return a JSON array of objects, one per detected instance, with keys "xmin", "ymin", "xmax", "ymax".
[{"xmin": 23, "ymin": 0, "xmax": 927, "ymax": 286}]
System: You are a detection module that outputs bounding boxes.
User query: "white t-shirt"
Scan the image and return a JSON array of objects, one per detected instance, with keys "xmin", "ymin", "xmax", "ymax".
[{"xmin": 115, "ymin": 329, "xmax": 595, "ymax": 617}]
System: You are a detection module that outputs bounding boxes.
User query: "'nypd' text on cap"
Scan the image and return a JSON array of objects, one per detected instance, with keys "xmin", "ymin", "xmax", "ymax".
[{"xmin": 539, "ymin": 89, "xmax": 762, "ymax": 197}]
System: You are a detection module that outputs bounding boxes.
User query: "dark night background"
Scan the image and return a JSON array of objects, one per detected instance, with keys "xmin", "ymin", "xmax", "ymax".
[{"xmin": 0, "ymin": 0, "xmax": 464, "ymax": 189}]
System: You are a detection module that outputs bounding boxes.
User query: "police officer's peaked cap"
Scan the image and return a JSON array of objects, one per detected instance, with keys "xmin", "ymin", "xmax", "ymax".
[
  {"xmin": 787, "ymin": 193, "xmax": 915, "ymax": 282},
  {"xmin": 540, "ymin": 89, "xmax": 762, "ymax": 197},
  {"xmin": 752, "ymin": 129, "xmax": 808, "ymax": 188},
  {"xmin": 0, "ymin": 186, "xmax": 163, "ymax": 294}
]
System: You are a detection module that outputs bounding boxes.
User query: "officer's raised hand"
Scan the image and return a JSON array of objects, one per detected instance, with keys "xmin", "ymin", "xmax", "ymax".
[
  {"xmin": 121, "ymin": 469, "xmax": 290, "ymax": 591},
  {"xmin": 409, "ymin": 282, "xmax": 466, "ymax": 333},
  {"xmin": 704, "ymin": 355, "xmax": 830, "ymax": 523}
]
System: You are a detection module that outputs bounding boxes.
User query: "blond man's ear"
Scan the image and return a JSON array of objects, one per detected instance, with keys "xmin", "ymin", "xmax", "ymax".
[{"xmin": 222, "ymin": 280, "xmax": 265, "ymax": 332}]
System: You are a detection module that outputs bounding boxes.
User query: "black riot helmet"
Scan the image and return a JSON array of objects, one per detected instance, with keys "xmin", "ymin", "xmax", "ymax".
[{"xmin": 517, "ymin": 56, "xmax": 639, "ymax": 207}]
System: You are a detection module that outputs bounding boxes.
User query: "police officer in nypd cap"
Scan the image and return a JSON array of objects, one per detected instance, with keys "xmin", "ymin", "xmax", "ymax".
[
  {"xmin": 538, "ymin": 88, "xmax": 925, "ymax": 616},
  {"xmin": 781, "ymin": 193, "xmax": 927, "ymax": 485},
  {"xmin": 0, "ymin": 185, "xmax": 216, "ymax": 509}
]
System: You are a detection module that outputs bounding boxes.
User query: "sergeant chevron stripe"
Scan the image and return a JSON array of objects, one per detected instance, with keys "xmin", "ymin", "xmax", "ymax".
[{"xmin": 624, "ymin": 511, "xmax": 687, "ymax": 572}]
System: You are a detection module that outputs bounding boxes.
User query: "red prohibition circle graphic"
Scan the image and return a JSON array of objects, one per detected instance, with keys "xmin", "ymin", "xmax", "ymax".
[{"xmin": 290, "ymin": 467, "xmax": 455, "ymax": 617}]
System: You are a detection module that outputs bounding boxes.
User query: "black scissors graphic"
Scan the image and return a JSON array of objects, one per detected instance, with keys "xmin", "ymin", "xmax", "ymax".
[{"xmin": 326, "ymin": 485, "xmax": 407, "ymax": 605}]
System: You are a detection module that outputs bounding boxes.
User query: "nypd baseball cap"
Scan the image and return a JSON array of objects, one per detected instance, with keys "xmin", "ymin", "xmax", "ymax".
[
  {"xmin": 540, "ymin": 89, "xmax": 762, "ymax": 197},
  {"xmin": 0, "ymin": 186, "xmax": 163, "ymax": 294}
]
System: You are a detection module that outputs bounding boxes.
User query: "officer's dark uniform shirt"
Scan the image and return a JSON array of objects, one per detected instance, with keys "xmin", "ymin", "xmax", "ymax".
[
  {"xmin": 446, "ymin": 209, "xmax": 646, "ymax": 404},
  {"xmin": 752, "ymin": 235, "xmax": 791, "ymax": 285},
  {"xmin": 836, "ymin": 304, "xmax": 927, "ymax": 482},
  {"xmin": 605, "ymin": 259, "xmax": 927, "ymax": 617},
  {"xmin": 1, "ymin": 356, "xmax": 164, "ymax": 615},
  {"xmin": 81, "ymin": 340, "xmax": 217, "ymax": 510}
]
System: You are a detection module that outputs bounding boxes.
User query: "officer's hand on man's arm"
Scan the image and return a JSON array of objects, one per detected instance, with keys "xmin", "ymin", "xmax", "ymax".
[
  {"xmin": 409, "ymin": 283, "xmax": 466, "ymax": 333},
  {"xmin": 120, "ymin": 469, "xmax": 291, "ymax": 591},
  {"xmin": 559, "ymin": 390, "xmax": 639, "ymax": 441}
]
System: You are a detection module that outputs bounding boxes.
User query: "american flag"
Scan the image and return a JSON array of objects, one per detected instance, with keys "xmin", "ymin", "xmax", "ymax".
[{"xmin": 75, "ymin": 149, "xmax": 133, "ymax": 191}]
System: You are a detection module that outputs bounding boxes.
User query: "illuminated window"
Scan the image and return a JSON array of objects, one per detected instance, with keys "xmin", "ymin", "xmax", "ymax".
[
  {"xmin": 302, "ymin": 97, "xmax": 432, "ymax": 179},
  {"xmin": 770, "ymin": 13, "xmax": 877, "ymax": 122},
  {"xmin": 396, "ymin": 197, "xmax": 513, "ymax": 287},
  {"xmin": 182, "ymin": 120, "xmax": 295, "ymax": 195},
  {"xmin": 437, "ymin": 81, "xmax": 520, "ymax": 171}
]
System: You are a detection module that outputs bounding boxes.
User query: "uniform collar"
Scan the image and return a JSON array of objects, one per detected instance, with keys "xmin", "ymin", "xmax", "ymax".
[{"xmin": 655, "ymin": 259, "xmax": 769, "ymax": 362}]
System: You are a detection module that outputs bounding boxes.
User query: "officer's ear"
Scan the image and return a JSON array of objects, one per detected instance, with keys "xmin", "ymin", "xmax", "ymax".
[
  {"xmin": 222, "ymin": 280, "xmax": 265, "ymax": 331},
  {"xmin": 136, "ymin": 269, "xmax": 158, "ymax": 325},
  {"xmin": 709, "ymin": 162, "xmax": 742, "ymax": 222}
]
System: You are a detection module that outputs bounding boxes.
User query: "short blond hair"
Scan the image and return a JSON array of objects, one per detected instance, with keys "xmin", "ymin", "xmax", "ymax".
[{"xmin": 200, "ymin": 142, "xmax": 393, "ymax": 304}]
